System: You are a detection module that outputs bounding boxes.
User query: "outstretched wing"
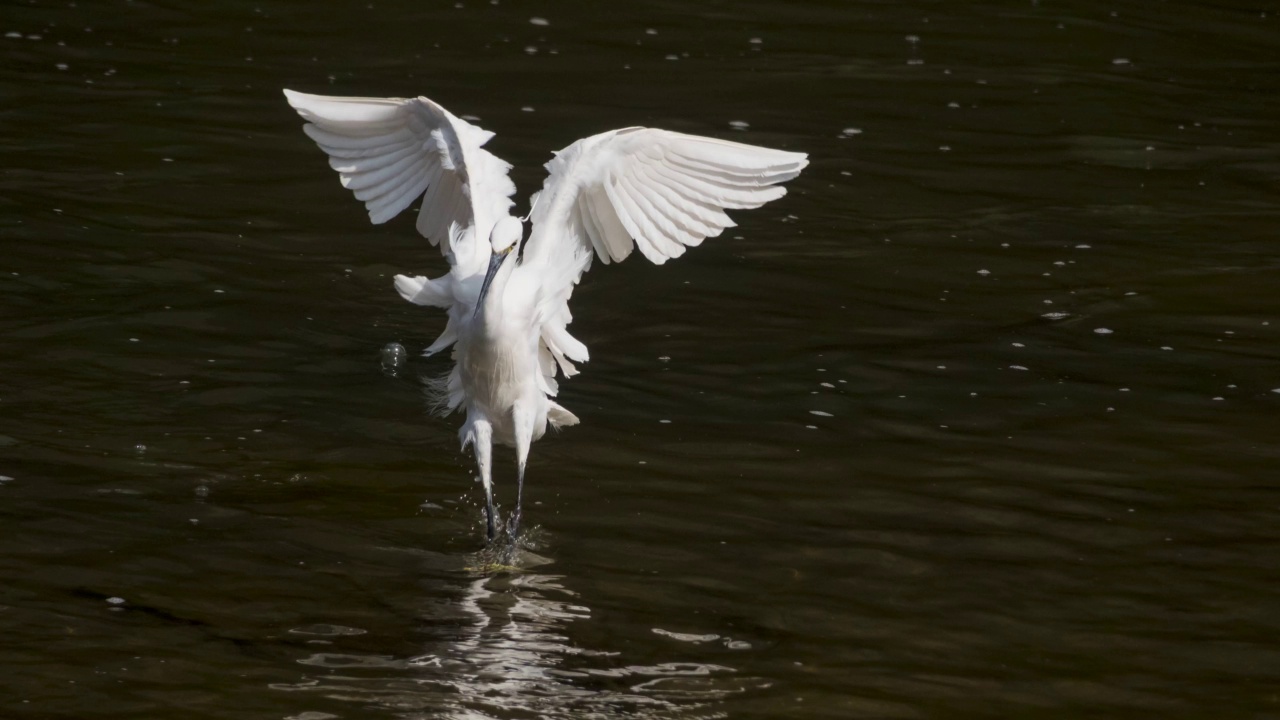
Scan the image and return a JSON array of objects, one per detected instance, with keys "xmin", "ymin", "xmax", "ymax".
[
  {"xmin": 519, "ymin": 127, "xmax": 807, "ymax": 380},
  {"xmin": 283, "ymin": 89, "xmax": 516, "ymax": 268}
]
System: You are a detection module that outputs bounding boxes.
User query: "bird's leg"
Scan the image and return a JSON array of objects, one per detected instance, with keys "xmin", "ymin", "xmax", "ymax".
[
  {"xmin": 508, "ymin": 403, "xmax": 534, "ymax": 539},
  {"xmin": 470, "ymin": 419, "xmax": 497, "ymax": 542}
]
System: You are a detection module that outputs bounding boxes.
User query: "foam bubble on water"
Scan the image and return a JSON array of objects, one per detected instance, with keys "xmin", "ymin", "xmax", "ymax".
[
  {"xmin": 1094, "ymin": 328, "xmax": 1114, "ymax": 334},
  {"xmin": 1042, "ymin": 312, "xmax": 1070, "ymax": 320},
  {"xmin": 841, "ymin": 127, "xmax": 862, "ymax": 136},
  {"xmin": 521, "ymin": 106, "xmax": 534, "ymax": 112},
  {"xmin": 1112, "ymin": 58, "xmax": 1131, "ymax": 65},
  {"xmin": 820, "ymin": 382, "xmax": 834, "ymax": 388},
  {"xmin": 977, "ymin": 269, "xmax": 990, "ymax": 276},
  {"xmin": 1011, "ymin": 342, "xmax": 1025, "ymax": 348},
  {"xmin": 809, "ymin": 411, "xmax": 833, "ymax": 417},
  {"xmin": 106, "ymin": 597, "xmax": 125, "ymax": 605},
  {"xmin": 529, "ymin": 16, "xmax": 549, "ymax": 25},
  {"xmin": 665, "ymin": 54, "xmax": 679, "ymax": 61},
  {"xmin": 729, "ymin": 120, "xmax": 749, "ymax": 130},
  {"xmin": 659, "ymin": 419, "xmax": 671, "ymax": 424},
  {"xmin": 1010, "ymin": 365, "xmax": 1028, "ymax": 371}
]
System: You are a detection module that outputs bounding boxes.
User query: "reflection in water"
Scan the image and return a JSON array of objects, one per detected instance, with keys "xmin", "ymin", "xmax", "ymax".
[{"xmin": 272, "ymin": 570, "xmax": 754, "ymax": 718}]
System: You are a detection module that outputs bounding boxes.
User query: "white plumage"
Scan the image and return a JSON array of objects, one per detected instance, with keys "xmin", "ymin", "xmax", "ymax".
[{"xmin": 284, "ymin": 88, "xmax": 807, "ymax": 542}]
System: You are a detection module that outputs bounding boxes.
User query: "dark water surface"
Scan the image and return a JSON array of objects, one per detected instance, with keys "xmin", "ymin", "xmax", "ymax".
[{"xmin": 3, "ymin": 1, "xmax": 1279, "ymax": 717}]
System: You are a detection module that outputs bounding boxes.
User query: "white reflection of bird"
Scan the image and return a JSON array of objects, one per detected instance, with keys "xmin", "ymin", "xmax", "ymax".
[{"xmin": 284, "ymin": 89, "xmax": 807, "ymax": 542}]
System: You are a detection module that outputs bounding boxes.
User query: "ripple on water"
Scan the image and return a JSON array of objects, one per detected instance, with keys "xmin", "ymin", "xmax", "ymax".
[
  {"xmin": 288, "ymin": 624, "xmax": 368, "ymax": 637},
  {"xmin": 652, "ymin": 628, "xmax": 720, "ymax": 643}
]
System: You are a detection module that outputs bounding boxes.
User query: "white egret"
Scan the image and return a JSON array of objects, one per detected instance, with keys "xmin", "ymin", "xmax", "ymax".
[{"xmin": 284, "ymin": 89, "xmax": 807, "ymax": 542}]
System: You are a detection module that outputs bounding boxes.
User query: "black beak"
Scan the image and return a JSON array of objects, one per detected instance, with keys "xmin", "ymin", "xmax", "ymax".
[{"xmin": 475, "ymin": 248, "xmax": 509, "ymax": 317}]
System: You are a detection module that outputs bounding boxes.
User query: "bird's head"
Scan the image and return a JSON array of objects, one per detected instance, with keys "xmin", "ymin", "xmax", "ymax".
[
  {"xmin": 489, "ymin": 216, "xmax": 523, "ymax": 255},
  {"xmin": 477, "ymin": 216, "xmax": 523, "ymax": 314}
]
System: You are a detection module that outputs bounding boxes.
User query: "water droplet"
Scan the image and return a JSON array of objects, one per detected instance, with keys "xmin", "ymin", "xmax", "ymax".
[{"xmin": 381, "ymin": 342, "xmax": 406, "ymax": 371}]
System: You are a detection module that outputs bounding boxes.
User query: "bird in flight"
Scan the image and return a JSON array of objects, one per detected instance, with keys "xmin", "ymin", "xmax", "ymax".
[{"xmin": 284, "ymin": 89, "xmax": 807, "ymax": 543}]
